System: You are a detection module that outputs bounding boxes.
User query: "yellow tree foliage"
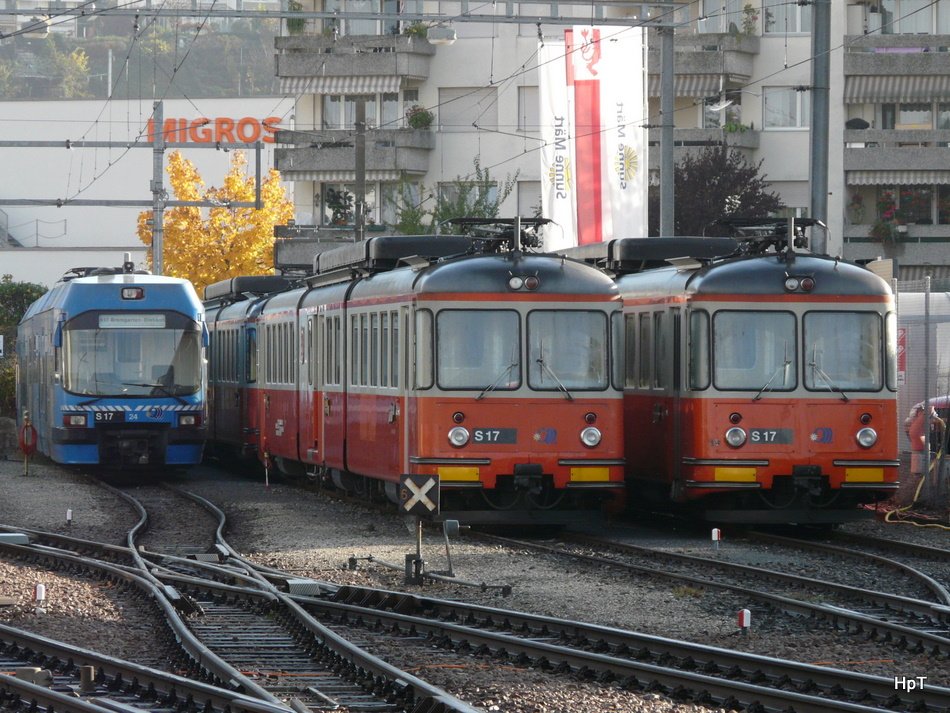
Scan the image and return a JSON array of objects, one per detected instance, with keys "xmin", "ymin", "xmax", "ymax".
[{"xmin": 137, "ymin": 151, "xmax": 294, "ymax": 296}]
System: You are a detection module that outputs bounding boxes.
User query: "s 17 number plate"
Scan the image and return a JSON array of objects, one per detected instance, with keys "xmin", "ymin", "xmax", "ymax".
[{"xmin": 472, "ymin": 428, "xmax": 517, "ymax": 444}]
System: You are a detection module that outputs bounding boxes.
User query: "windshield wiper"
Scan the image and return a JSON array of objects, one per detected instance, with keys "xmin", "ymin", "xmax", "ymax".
[
  {"xmin": 476, "ymin": 362, "xmax": 518, "ymax": 400},
  {"xmin": 123, "ymin": 382, "xmax": 188, "ymax": 405},
  {"xmin": 753, "ymin": 340, "xmax": 792, "ymax": 402},
  {"xmin": 753, "ymin": 359, "xmax": 791, "ymax": 401},
  {"xmin": 536, "ymin": 356, "xmax": 574, "ymax": 401},
  {"xmin": 808, "ymin": 363, "xmax": 850, "ymax": 402}
]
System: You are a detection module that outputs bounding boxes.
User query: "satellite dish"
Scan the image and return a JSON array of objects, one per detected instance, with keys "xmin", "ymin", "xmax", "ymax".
[
  {"xmin": 708, "ymin": 99, "xmax": 734, "ymax": 112},
  {"xmin": 845, "ymin": 117, "xmax": 870, "ymax": 129}
]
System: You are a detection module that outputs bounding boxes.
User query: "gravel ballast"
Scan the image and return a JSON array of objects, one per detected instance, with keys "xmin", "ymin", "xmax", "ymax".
[{"xmin": 0, "ymin": 455, "xmax": 946, "ymax": 711}]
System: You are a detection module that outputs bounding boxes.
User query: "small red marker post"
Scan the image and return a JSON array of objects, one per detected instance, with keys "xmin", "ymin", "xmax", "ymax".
[
  {"xmin": 33, "ymin": 583, "xmax": 46, "ymax": 615},
  {"xmin": 737, "ymin": 608, "xmax": 751, "ymax": 635},
  {"xmin": 711, "ymin": 527, "xmax": 722, "ymax": 552}
]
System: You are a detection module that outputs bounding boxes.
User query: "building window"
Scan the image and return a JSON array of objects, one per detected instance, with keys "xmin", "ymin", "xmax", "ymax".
[
  {"xmin": 882, "ymin": 0, "xmax": 933, "ymax": 34},
  {"xmin": 438, "ymin": 87, "xmax": 498, "ymax": 132},
  {"xmin": 517, "ymin": 181, "xmax": 541, "ymax": 218},
  {"xmin": 880, "ymin": 185, "xmax": 935, "ymax": 225},
  {"xmin": 322, "ymin": 92, "xmax": 416, "ymax": 130},
  {"xmin": 897, "ymin": 103, "xmax": 932, "ymax": 130},
  {"xmin": 763, "ymin": 0, "xmax": 811, "ymax": 34},
  {"xmin": 323, "ymin": 0, "xmax": 401, "ymax": 35},
  {"xmin": 763, "ymin": 87, "xmax": 810, "ymax": 129},
  {"xmin": 938, "ymin": 186, "xmax": 950, "ymax": 224},
  {"xmin": 699, "ymin": 0, "xmax": 743, "ymax": 33},
  {"xmin": 518, "ymin": 86, "xmax": 540, "ymax": 132}
]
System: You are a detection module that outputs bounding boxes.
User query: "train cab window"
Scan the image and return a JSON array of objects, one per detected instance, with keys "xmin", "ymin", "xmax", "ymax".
[
  {"xmin": 63, "ymin": 312, "xmax": 202, "ymax": 397},
  {"xmin": 437, "ymin": 310, "xmax": 520, "ymax": 390},
  {"xmin": 804, "ymin": 311, "xmax": 882, "ymax": 392},
  {"xmin": 885, "ymin": 312, "xmax": 897, "ymax": 391},
  {"xmin": 415, "ymin": 310, "xmax": 434, "ymax": 389},
  {"xmin": 688, "ymin": 310, "xmax": 711, "ymax": 390},
  {"xmin": 624, "ymin": 314, "xmax": 637, "ymax": 388},
  {"xmin": 528, "ymin": 310, "xmax": 607, "ymax": 391},
  {"xmin": 611, "ymin": 311, "xmax": 624, "ymax": 390},
  {"xmin": 713, "ymin": 310, "xmax": 796, "ymax": 392}
]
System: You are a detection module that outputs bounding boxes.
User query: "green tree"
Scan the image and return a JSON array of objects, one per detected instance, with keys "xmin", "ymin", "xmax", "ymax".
[
  {"xmin": 648, "ymin": 146, "xmax": 783, "ymax": 236},
  {"xmin": 386, "ymin": 158, "xmax": 519, "ymax": 234},
  {"xmin": 0, "ymin": 275, "xmax": 47, "ymax": 418}
]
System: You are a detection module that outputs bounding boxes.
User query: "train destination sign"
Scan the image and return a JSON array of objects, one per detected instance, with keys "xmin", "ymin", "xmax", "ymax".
[{"xmin": 99, "ymin": 314, "xmax": 166, "ymax": 329}]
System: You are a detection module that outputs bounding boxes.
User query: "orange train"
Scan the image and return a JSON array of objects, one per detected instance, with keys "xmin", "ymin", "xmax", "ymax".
[
  {"xmin": 203, "ymin": 223, "xmax": 625, "ymax": 525},
  {"xmin": 567, "ymin": 223, "xmax": 900, "ymax": 524}
]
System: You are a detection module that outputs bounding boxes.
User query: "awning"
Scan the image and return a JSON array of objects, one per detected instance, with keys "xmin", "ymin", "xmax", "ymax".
[
  {"xmin": 648, "ymin": 74, "xmax": 721, "ymax": 98},
  {"xmin": 847, "ymin": 170, "xmax": 950, "ymax": 185},
  {"xmin": 898, "ymin": 264, "xmax": 950, "ymax": 281},
  {"xmin": 279, "ymin": 75, "xmax": 402, "ymax": 96},
  {"xmin": 844, "ymin": 75, "xmax": 950, "ymax": 103},
  {"xmin": 280, "ymin": 170, "xmax": 402, "ymax": 182}
]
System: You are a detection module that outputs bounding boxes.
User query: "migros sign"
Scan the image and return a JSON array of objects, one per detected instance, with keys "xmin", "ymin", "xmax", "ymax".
[{"xmin": 146, "ymin": 116, "xmax": 281, "ymax": 145}]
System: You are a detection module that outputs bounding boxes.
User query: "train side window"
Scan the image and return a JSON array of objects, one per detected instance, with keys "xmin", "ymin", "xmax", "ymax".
[
  {"xmin": 653, "ymin": 312, "xmax": 665, "ymax": 389},
  {"xmin": 688, "ymin": 310, "xmax": 710, "ymax": 390},
  {"xmin": 885, "ymin": 312, "xmax": 897, "ymax": 391},
  {"xmin": 360, "ymin": 314, "xmax": 369, "ymax": 386},
  {"xmin": 246, "ymin": 328, "xmax": 257, "ymax": 383},
  {"xmin": 624, "ymin": 314, "xmax": 637, "ymax": 388},
  {"xmin": 370, "ymin": 313, "xmax": 379, "ymax": 386},
  {"xmin": 334, "ymin": 316, "xmax": 342, "ymax": 385},
  {"xmin": 611, "ymin": 311, "xmax": 624, "ymax": 391},
  {"xmin": 381, "ymin": 313, "xmax": 389, "ymax": 387},
  {"xmin": 638, "ymin": 313, "xmax": 651, "ymax": 388},
  {"xmin": 414, "ymin": 309, "xmax": 433, "ymax": 389},
  {"xmin": 391, "ymin": 309, "xmax": 400, "ymax": 389},
  {"xmin": 350, "ymin": 316, "xmax": 359, "ymax": 386}
]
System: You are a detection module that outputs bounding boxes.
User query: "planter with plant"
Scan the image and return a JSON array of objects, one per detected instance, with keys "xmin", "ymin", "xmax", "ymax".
[
  {"xmin": 406, "ymin": 105, "xmax": 434, "ymax": 130},
  {"xmin": 287, "ymin": 0, "xmax": 306, "ymax": 34}
]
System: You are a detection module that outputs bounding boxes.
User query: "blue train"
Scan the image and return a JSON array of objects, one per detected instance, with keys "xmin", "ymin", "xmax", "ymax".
[{"xmin": 16, "ymin": 256, "xmax": 208, "ymax": 467}]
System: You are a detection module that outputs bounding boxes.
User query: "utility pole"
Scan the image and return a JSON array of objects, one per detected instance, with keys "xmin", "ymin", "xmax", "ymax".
[
  {"xmin": 810, "ymin": 0, "xmax": 830, "ymax": 253},
  {"xmin": 151, "ymin": 100, "xmax": 166, "ymax": 274},
  {"xmin": 354, "ymin": 98, "xmax": 366, "ymax": 243},
  {"xmin": 659, "ymin": 25, "xmax": 675, "ymax": 237}
]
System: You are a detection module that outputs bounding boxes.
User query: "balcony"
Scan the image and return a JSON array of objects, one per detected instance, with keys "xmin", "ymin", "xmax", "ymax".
[
  {"xmin": 844, "ymin": 35, "xmax": 950, "ymax": 103},
  {"xmin": 274, "ymin": 128, "xmax": 434, "ymax": 180},
  {"xmin": 844, "ymin": 130, "xmax": 950, "ymax": 175},
  {"xmin": 647, "ymin": 127, "xmax": 760, "ymax": 169},
  {"xmin": 647, "ymin": 33, "xmax": 759, "ymax": 98},
  {"xmin": 275, "ymin": 34, "xmax": 435, "ymax": 94}
]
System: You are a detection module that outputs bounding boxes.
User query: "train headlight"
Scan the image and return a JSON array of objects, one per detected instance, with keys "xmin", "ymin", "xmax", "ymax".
[
  {"xmin": 856, "ymin": 427, "xmax": 878, "ymax": 448},
  {"xmin": 448, "ymin": 426, "xmax": 470, "ymax": 448},
  {"xmin": 725, "ymin": 427, "xmax": 747, "ymax": 448},
  {"xmin": 179, "ymin": 413, "xmax": 201, "ymax": 427},
  {"xmin": 63, "ymin": 413, "xmax": 86, "ymax": 427},
  {"xmin": 580, "ymin": 426, "xmax": 602, "ymax": 447}
]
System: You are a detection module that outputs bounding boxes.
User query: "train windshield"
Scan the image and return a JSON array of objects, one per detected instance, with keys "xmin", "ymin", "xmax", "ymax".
[
  {"xmin": 713, "ymin": 311, "xmax": 797, "ymax": 391},
  {"xmin": 63, "ymin": 312, "xmax": 202, "ymax": 397},
  {"xmin": 528, "ymin": 310, "xmax": 609, "ymax": 391},
  {"xmin": 804, "ymin": 311, "xmax": 882, "ymax": 392},
  {"xmin": 436, "ymin": 310, "xmax": 521, "ymax": 390}
]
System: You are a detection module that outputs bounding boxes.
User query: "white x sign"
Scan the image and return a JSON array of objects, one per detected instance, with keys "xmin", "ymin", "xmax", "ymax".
[{"xmin": 404, "ymin": 478, "xmax": 437, "ymax": 512}]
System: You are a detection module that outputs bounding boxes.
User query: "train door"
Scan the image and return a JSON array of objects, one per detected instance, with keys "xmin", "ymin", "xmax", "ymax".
[
  {"xmin": 321, "ymin": 311, "xmax": 346, "ymax": 470},
  {"xmin": 298, "ymin": 314, "xmax": 321, "ymax": 464},
  {"xmin": 261, "ymin": 319, "xmax": 299, "ymax": 468},
  {"xmin": 669, "ymin": 308, "xmax": 683, "ymax": 482}
]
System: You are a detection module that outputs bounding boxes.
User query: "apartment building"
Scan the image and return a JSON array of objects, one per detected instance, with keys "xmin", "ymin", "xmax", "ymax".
[{"xmin": 271, "ymin": 0, "xmax": 950, "ymax": 278}]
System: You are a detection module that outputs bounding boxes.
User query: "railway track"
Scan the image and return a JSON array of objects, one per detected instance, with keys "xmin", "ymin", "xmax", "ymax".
[
  {"xmin": 469, "ymin": 530, "xmax": 950, "ymax": 659},
  {"xmin": 4, "ymin": 484, "xmax": 949, "ymax": 712}
]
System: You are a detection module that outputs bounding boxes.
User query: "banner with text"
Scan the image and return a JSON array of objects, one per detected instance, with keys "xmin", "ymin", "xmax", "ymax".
[{"xmin": 539, "ymin": 26, "xmax": 647, "ymax": 249}]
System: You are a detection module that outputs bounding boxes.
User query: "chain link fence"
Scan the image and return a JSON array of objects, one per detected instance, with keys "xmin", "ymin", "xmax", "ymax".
[{"xmin": 896, "ymin": 277, "xmax": 950, "ymax": 508}]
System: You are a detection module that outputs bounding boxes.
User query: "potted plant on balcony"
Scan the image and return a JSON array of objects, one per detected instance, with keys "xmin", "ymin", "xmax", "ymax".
[
  {"xmin": 847, "ymin": 192, "xmax": 865, "ymax": 223},
  {"xmin": 870, "ymin": 189, "xmax": 902, "ymax": 244},
  {"xmin": 402, "ymin": 22, "xmax": 428, "ymax": 38},
  {"xmin": 406, "ymin": 105, "xmax": 434, "ymax": 130},
  {"xmin": 741, "ymin": 4, "xmax": 758, "ymax": 35},
  {"xmin": 287, "ymin": 0, "xmax": 306, "ymax": 35}
]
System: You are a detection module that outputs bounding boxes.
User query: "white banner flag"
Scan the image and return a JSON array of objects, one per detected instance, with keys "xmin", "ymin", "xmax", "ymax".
[
  {"xmin": 538, "ymin": 41, "xmax": 576, "ymax": 251},
  {"xmin": 538, "ymin": 26, "xmax": 647, "ymax": 248}
]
